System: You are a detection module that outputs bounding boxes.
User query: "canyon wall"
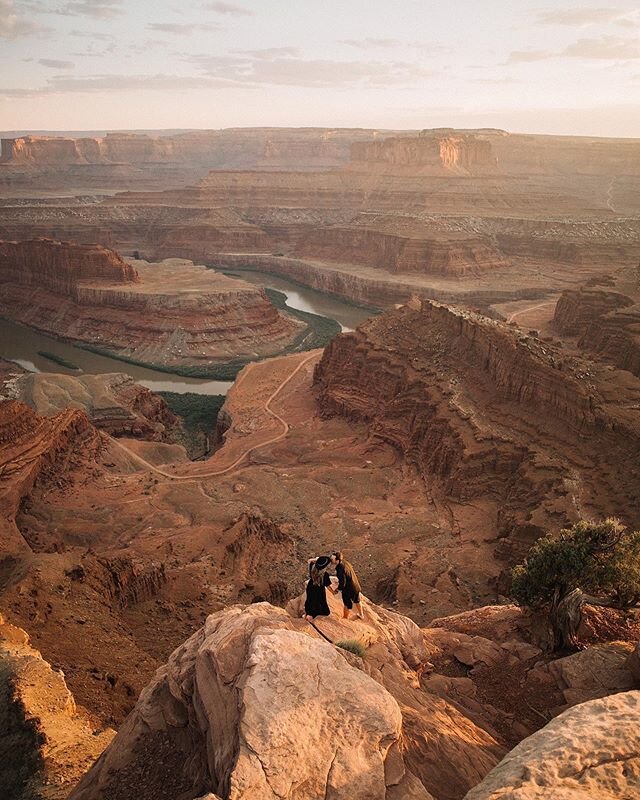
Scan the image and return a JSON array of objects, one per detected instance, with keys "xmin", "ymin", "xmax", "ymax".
[
  {"xmin": 0, "ymin": 242, "xmax": 304, "ymax": 370},
  {"xmin": 351, "ymin": 132, "xmax": 497, "ymax": 175},
  {"xmin": 314, "ymin": 300, "xmax": 640, "ymax": 556},
  {"xmin": 554, "ymin": 286, "xmax": 640, "ymax": 378},
  {"xmin": 0, "ymin": 238, "xmax": 138, "ymax": 295}
]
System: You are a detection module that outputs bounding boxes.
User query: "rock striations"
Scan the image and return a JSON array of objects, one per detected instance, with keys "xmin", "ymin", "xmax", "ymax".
[
  {"xmin": 350, "ymin": 132, "xmax": 498, "ymax": 176},
  {"xmin": 554, "ymin": 286, "xmax": 640, "ymax": 379},
  {"xmin": 0, "ymin": 240, "xmax": 304, "ymax": 372},
  {"xmin": 314, "ymin": 299, "xmax": 640, "ymax": 554}
]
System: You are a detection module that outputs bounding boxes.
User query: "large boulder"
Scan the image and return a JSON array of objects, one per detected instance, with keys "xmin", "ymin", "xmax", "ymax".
[
  {"xmin": 70, "ymin": 595, "xmax": 503, "ymax": 800},
  {"xmin": 464, "ymin": 691, "xmax": 640, "ymax": 799}
]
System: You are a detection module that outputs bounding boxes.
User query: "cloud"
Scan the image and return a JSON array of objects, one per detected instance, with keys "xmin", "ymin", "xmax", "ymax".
[
  {"xmin": 204, "ymin": 1, "xmax": 253, "ymax": 16},
  {"xmin": 341, "ymin": 38, "xmax": 400, "ymax": 49},
  {"xmin": 148, "ymin": 21, "xmax": 220, "ymax": 35},
  {"xmin": 508, "ymin": 35, "xmax": 640, "ymax": 63},
  {"xmin": 56, "ymin": 0, "xmax": 122, "ymax": 19},
  {"xmin": 70, "ymin": 28, "xmax": 114, "ymax": 40},
  {"xmin": 234, "ymin": 46, "xmax": 300, "ymax": 59},
  {"xmin": 507, "ymin": 50, "xmax": 554, "ymax": 63},
  {"xmin": 0, "ymin": 0, "xmax": 49, "ymax": 38},
  {"xmin": 0, "ymin": 72, "xmax": 242, "ymax": 97},
  {"xmin": 38, "ymin": 58, "xmax": 75, "ymax": 68},
  {"xmin": 187, "ymin": 53, "xmax": 434, "ymax": 87},
  {"xmin": 535, "ymin": 7, "xmax": 632, "ymax": 26},
  {"xmin": 562, "ymin": 35, "xmax": 640, "ymax": 59}
]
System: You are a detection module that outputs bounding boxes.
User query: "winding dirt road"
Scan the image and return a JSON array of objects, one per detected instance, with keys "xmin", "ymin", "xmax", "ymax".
[
  {"xmin": 111, "ymin": 352, "xmax": 319, "ymax": 481},
  {"xmin": 507, "ymin": 300, "xmax": 557, "ymax": 324}
]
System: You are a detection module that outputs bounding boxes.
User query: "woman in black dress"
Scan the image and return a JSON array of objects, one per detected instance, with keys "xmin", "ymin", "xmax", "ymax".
[{"xmin": 304, "ymin": 555, "xmax": 332, "ymax": 620}]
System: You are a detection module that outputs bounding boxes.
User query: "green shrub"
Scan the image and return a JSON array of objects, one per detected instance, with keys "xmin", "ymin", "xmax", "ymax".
[
  {"xmin": 335, "ymin": 639, "xmax": 366, "ymax": 658},
  {"xmin": 38, "ymin": 351, "xmax": 80, "ymax": 371}
]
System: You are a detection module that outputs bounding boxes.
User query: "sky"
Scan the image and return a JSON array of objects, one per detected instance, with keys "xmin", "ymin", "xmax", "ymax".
[{"xmin": 0, "ymin": 0, "xmax": 639, "ymax": 136}]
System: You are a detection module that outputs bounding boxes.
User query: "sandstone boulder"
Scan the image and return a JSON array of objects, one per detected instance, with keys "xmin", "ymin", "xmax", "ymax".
[
  {"xmin": 70, "ymin": 596, "xmax": 502, "ymax": 800},
  {"xmin": 464, "ymin": 691, "xmax": 640, "ymax": 800}
]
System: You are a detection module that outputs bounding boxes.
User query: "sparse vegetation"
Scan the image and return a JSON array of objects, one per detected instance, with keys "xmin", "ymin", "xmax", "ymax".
[
  {"xmin": 37, "ymin": 351, "xmax": 80, "ymax": 370},
  {"xmin": 510, "ymin": 518, "xmax": 640, "ymax": 651},
  {"xmin": 159, "ymin": 392, "xmax": 225, "ymax": 459},
  {"xmin": 335, "ymin": 639, "xmax": 367, "ymax": 658}
]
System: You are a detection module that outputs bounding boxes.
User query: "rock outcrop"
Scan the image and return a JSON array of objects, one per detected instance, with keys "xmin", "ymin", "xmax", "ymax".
[
  {"xmin": 0, "ymin": 242, "xmax": 304, "ymax": 372},
  {"xmin": 464, "ymin": 691, "xmax": 640, "ymax": 799},
  {"xmin": 0, "ymin": 237, "xmax": 138, "ymax": 292},
  {"xmin": 70, "ymin": 593, "xmax": 505, "ymax": 800},
  {"xmin": 2, "ymin": 371, "xmax": 179, "ymax": 440},
  {"xmin": 350, "ymin": 132, "xmax": 497, "ymax": 176},
  {"xmin": 314, "ymin": 299, "xmax": 640, "ymax": 552},
  {"xmin": 0, "ymin": 613, "xmax": 114, "ymax": 800},
  {"xmin": 554, "ymin": 286, "xmax": 640, "ymax": 378},
  {"xmin": 0, "ymin": 399, "xmax": 107, "ymax": 553}
]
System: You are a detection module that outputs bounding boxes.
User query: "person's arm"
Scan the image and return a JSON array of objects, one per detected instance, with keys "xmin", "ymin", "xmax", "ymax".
[{"xmin": 336, "ymin": 564, "xmax": 345, "ymax": 592}]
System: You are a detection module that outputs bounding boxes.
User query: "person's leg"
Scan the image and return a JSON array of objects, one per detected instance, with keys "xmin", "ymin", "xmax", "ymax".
[
  {"xmin": 342, "ymin": 594, "xmax": 352, "ymax": 619},
  {"xmin": 353, "ymin": 592, "xmax": 364, "ymax": 619}
]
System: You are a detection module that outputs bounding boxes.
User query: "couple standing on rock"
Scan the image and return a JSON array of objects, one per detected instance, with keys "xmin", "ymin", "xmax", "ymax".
[{"xmin": 304, "ymin": 551, "xmax": 364, "ymax": 622}]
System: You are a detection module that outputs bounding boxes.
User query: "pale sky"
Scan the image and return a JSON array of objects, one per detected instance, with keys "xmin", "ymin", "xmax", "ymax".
[{"xmin": 1, "ymin": 0, "xmax": 639, "ymax": 135}]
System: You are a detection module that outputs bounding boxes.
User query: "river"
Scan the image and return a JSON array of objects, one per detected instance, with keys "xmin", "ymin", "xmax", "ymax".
[{"xmin": 0, "ymin": 270, "xmax": 375, "ymax": 396}]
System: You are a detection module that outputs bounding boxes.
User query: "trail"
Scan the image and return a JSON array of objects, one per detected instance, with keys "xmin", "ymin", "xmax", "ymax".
[
  {"xmin": 507, "ymin": 300, "xmax": 557, "ymax": 324},
  {"xmin": 606, "ymin": 178, "xmax": 618, "ymax": 213},
  {"xmin": 111, "ymin": 352, "xmax": 319, "ymax": 481}
]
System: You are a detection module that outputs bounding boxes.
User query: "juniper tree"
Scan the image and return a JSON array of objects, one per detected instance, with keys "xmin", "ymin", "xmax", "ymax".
[{"xmin": 510, "ymin": 518, "xmax": 640, "ymax": 650}]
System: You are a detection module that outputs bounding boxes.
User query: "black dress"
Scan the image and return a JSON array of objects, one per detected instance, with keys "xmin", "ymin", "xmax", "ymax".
[{"xmin": 304, "ymin": 569, "xmax": 331, "ymax": 618}]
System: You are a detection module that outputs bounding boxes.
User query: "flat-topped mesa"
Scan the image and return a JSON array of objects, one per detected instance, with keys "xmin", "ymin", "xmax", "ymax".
[
  {"xmin": 350, "ymin": 131, "xmax": 498, "ymax": 175},
  {"xmin": 0, "ymin": 238, "xmax": 138, "ymax": 296},
  {"xmin": 0, "ymin": 244, "xmax": 304, "ymax": 371},
  {"xmin": 314, "ymin": 299, "xmax": 640, "ymax": 546}
]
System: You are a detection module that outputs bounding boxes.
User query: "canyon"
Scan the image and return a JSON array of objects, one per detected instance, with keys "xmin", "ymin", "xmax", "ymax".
[
  {"xmin": 0, "ymin": 239, "xmax": 308, "ymax": 375},
  {"xmin": 1, "ymin": 124, "xmax": 640, "ymax": 799}
]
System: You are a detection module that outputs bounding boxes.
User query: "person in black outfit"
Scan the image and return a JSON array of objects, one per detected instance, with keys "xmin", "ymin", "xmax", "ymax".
[
  {"xmin": 304, "ymin": 555, "xmax": 332, "ymax": 621},
  {"xmin": 330, "ymin": 551, "xmax": 364, "ymax": 619}
]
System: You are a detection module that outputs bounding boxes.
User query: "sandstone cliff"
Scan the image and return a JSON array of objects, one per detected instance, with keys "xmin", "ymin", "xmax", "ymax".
[
  {"xmin": 554, "ymin": 286, "xmax": 640, "ymax": 378},
  {"xmin": 0, "ymin": 238, "xmax": 138, "ymax": 294},
  {"xmin": 314, "ymin": 300, "xmax": 640, "ymax": 557},
  {"xmin": 350, "ymin": 132, "xmax": 497, "ymax": 176},
  {"xmin": 0, "ymin": 399, "xmax": 107, "ymax": 552},
  {"xmin": 0, "ymin": 243, "xmax": 304, "ymax": 372},
  {"xmin": 0, "ymin": 613, "xmax": 115, "ymax": 800}
]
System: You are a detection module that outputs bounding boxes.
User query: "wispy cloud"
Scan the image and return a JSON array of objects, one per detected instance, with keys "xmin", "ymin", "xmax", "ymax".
[
  {"xmin": 204, "ymin": 1, "xmax": 253, "ymax": 16},
  {"xmin": 0, "ymin": 0, "xmax": 49, "ymax": 38},
  {"xmin": 508, "ymin": 34, "xmax": 640, "ymax": 63},
  {"xmin": 186, "ymin": 52, "xmax": 435, "ymax": 87},
  {"xmin": 55, "ymin": 0, "xmax": 122, "ymax": 19},
  {"xmin": 38, "ymin": 57, "xmax": 75, "ymax": 68},
  {"xmin": 563, "ymin": 35, "xmax": 640, "ymax": 59},
  {"xmin": 341, "ymin": 38, "xmax": 400, "ymax": 49},
  {"xmin": 70, "ymin": 28, "xmax": 114, "ymax": 40},
  {"xmin": 507, "ymin": 49, "xmax": 553, "ymax": 63},
  {"xmin": 0, "ymin": 72, "xmax": 243, "ymax": 97},
  {"xmin": 148, "ymin": 21, "xmax": 220, "ymax": 35},
  {"xmin": 534, "ymin": 7, "xmax": 634, "ymax": 26}
]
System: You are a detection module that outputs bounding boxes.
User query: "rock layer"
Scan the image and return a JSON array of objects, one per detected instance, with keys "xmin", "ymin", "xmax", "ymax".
[
  {"xmin": 314, "ymin": 299, "xmax": 640, "ymax": 552},
  {"xmin": 0, "ymin": 241, "xmax": 303, "ymax": 370}
]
